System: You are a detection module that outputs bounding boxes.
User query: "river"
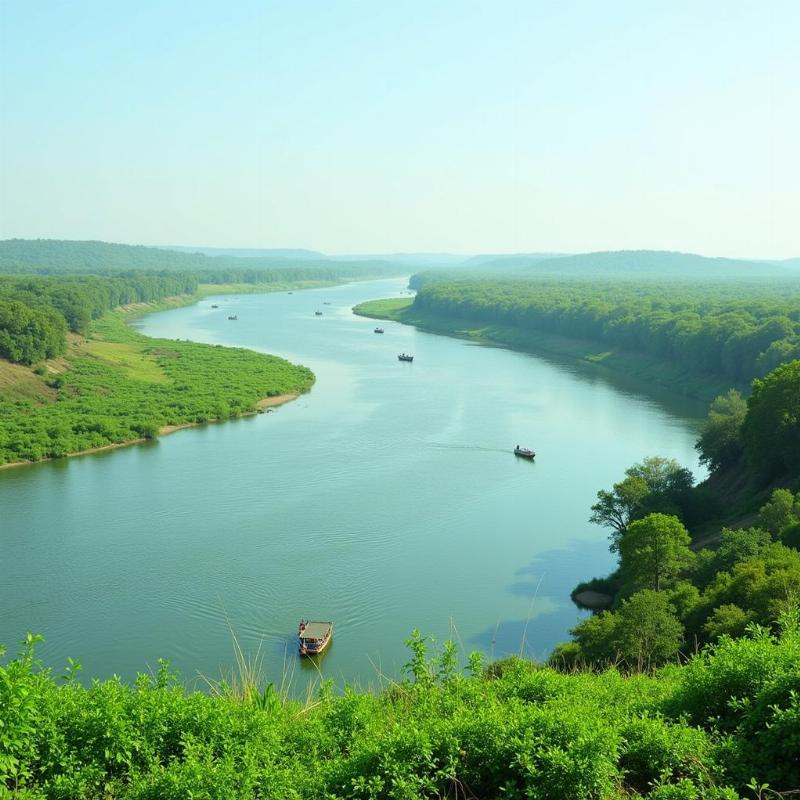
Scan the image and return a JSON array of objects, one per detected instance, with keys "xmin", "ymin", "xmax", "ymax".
[{"xmin": 0, "ymin": 277, "xmax": 706, "ymax": 691}]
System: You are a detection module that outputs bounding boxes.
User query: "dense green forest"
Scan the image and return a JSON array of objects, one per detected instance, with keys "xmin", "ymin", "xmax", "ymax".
[
  {"xmin": 0, "ymin": 273, "xmax": 198, "ymax": 363},
  {"xmin": 557, "ymin": 359, "xmax": 800, "ymax": 674},
  {"xmin": 405, "ymin": 278, "xmax": 800, "ymax": 386}
]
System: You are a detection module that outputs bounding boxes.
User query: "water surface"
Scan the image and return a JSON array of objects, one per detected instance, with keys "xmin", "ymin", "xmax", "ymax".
[{"xmin": 0, "ymin": 278, "xmax": 705, "ymax": 690}]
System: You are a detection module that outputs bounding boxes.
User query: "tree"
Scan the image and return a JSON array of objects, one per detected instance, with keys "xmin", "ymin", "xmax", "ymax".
[
  {"xmin": 619, "ymin": 513, "xmax": 694, "ymax": 593},
  {"xmin": 589, "ymin": 475, "xmax": 650, "ymax": 551},
  {"xmin": 758, "ymin": 489, "xmax": 800, "ymax": 537},
  {"xmin": 695, "ymin": 389, "xmax": 747, "ymax": 472},
  {"xmin": 567, "ymin": 609, "xmax": 621, "ymax": 665},
  {"xmin": 614, "ymin": 590, "xmax": 684, "ymax": 667},
  {"xmin": 701, "ymin": 603, "xmax": 750, "ymax": 641},
  {"xmin": 625, "ymin": 456, "xmax": 694, "ymax": 509},
  {"xmin": 742, "ymin": 359, "xmax": 800, "ymax": 478},
  {"xmin": 590, "ymin": 457, "xmax": 695, "ymax": 551}
]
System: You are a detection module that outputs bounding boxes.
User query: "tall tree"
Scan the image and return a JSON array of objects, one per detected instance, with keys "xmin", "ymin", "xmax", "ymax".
[
  {"xmin": 619, "ymin": 513, "xmax": 694, "ymax": 593},
  {"xmin": 742, "ymin": 359, "xmax": 800, "ymax": 478},
  {"xmin": 695, "ymin": 389, "xmax": 747, "ymax": 472},
  {"xmin": 614, "ymin": 590, "xmax": 684, "ymax": 668},
  {"xmin": 589, "ymin": 475, "xmax": 650, "ymax": 551}
]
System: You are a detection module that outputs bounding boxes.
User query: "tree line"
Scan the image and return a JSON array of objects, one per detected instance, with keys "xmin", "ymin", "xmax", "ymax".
[
  {"xmin": 410, "ymin": 277, "xmax": 800, "ymax": 385},
  {"xmin": 0, "ymin": 273, "xmax": 198, "ymax": 364}
]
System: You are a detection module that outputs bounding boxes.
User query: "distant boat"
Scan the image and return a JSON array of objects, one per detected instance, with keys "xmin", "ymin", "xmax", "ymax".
[
  {"xmin": 514, "ymin": 446, "xmax": 535, "ymax": 460},
  {"xmin": 398, "ymin": 353, "xmax": 414, "ymax": 362},
  {"xmin": 323, "ymin": 302, "xmax": 331, "ymax": 305},
  {"xmin": 287, "ymin": 291, "xmax": 293, "ymax": 294},
  {"xmin": 374, "ymin": 327, "xmax": 384, "ymax": 334},
  {"xmin": 298, "ymin": 620, "xmax": 333, "ymax": 656},
  {"xmin": 228, "ymin": 315, "xmax": 238, "ymax": 320},
  {"xmin": 315, "ymin": 311, "xmax": 323, "ymax": 316},
  {"xmin": 211, "ymin": 304, "xmax": 219, "ymax": 308}
]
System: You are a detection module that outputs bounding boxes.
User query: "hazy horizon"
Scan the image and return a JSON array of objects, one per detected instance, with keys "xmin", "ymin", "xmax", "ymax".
[{"xmin": 1, "ymin": 1, "xmax": 798, "ymax": 258}]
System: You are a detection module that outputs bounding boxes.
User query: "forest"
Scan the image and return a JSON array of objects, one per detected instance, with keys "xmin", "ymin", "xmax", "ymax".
[
  {"xmin": 557, "ymin": 359, "xmax": 800, "ymax": 679},
  {"xmin": 408, "ymin": 277, "xmax": 800, "ymax": 386}
]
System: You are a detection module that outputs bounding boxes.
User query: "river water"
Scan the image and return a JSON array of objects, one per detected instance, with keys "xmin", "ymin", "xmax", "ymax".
[{"xmin": 0, "ymin": 277, "xmax": 706, "ymax": 691}]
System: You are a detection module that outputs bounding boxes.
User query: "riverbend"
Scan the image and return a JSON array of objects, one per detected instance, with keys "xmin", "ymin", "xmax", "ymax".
[{"xmin": 0, "ymin": 278, "xmax": 705, "ymax": 691}]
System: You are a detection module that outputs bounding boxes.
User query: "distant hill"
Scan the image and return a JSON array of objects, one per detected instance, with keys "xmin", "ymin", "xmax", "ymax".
[
  {"xmin": 769, "ymin": 257, "xmax": 800, "ymax": 270},
  {"xmin": 335, "ymin": 253, "xmax": 471, "ymax": 268},
  {"xmin": 453, "ymin": 250, "xmax": 795, "ymax": 279},
  {"xmin": 0, "ymin": 239, "xmax": 402, "ymax": 277},
  {"xmin": 461, "ymin": 252, "xmax": 565, "ymax": 267},
  {"xmin": 166, "ymin": 246, "xmax": 329, "ymax": 260}
]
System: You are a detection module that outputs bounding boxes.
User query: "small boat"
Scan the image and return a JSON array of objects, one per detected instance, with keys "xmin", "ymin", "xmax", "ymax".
[
  {"xmin": 228, "ymin": 315, "xmax": 238, "ymax": 320},
  {"xmin": 211, "ymin": 304, "xmax": 219, "ymax": 308},
  {"xmin": 315, "ymin": 311, "xmax": 323, "ymax": 316},
  {"xmin": 298, "ymin": 620, "xmax": 333, "ymax": 656},
  {"xmin": 514, "ymin": 446, "xmax": 535, "ymax": 460},
  {"xmin": 287, "ymin": 291, "xmax": 293, "ymax": 294},
  {"xmin": 398, "ymin": 353, "xmax": 414, "ymax": 362},
  {"xmin": 374, "ymin": 327, "xmax": 384, "ymax": 334},
  {"xmin": 323, "ymin": 302, "xmax": 331, "ymax": 305}
]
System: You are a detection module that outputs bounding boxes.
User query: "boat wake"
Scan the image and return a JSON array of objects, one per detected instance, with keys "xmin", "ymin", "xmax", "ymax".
[{"xmin": 426, "ymin": 441, "xmax": 509, "ymax": 454}]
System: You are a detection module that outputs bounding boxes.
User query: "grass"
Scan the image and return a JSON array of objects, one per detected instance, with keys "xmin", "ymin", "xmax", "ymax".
[
  {"xmin": 0, "ymin": 360, "xmax": 55, "ymax": 404},
  {"xmin": 82, "ymin": 340, "xmax": 169, "ymax": 384}
]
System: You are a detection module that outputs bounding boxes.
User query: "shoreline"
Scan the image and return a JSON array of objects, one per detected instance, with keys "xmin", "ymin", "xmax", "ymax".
[
  {"xmin": 1, "ymin": 289, "xmax": 317, "ymax": 472},
  {"xmin": 353, "ymin": 298, "xmax": 735, "ymax": 406},
  {"xmin": 0, "ymin": 393, "xmax": 300, "ymax": 471}
]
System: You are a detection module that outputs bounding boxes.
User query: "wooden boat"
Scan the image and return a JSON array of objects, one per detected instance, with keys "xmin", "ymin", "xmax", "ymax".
[
  {"xmin": 228, "ymin": 315, "xmax": 238, "ymax": 320},
  {"xmin": 514, "ymin": 446, "xmax": 535, "ymax": 460},
  {"xmin": 374, "ymin": 327, "xmax": 384, "ymax": 334},
  {"xmin": 315, "ymin": 311, "xmax": 323, "ymax": 316},
  {"xmin": 298, "ymin": 620, "xmax": 333, "ymax": 655},
  {"xmin": 398, "ymin": 353, "xmax": 414, "ymax": 362}
]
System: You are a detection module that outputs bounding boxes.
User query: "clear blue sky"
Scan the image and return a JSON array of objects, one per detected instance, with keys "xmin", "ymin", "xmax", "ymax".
[{"xmin": 1, "ymin": 1, "xmax": 798, "ymax": 257}]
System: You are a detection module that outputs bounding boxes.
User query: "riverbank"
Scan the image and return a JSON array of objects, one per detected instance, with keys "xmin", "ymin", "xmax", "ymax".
[
  {"xmin": 0, "ymin": 287, "xmax": 317, "ymax": 467},
  {"xmin": 353, "ymin": 297, "xmax": 739, "ymax": 403}
]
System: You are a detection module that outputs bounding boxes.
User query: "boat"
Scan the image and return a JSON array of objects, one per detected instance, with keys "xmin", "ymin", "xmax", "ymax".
[
  {"xmin": 398, "ymin": 353, "xmax": 414, "ymax": 362},
  {"xmin": 374, "ymin": 327, "xmax": 384, "ymax": 334},
  {"xmin": 323, "ymin": 302, "xmax": 331, "ymax": 305},
  {"xmin": 315, "ymin": 311, "xmax": 323, "ymax": 316},
  {"xmin": 298, "ymin": 620, "xmax": 333, "ymax": 655},
  {"xmin": 287, "ymin": 291, "xmax": 293, "ymax": 294},
  {"xmin": 228, "ymin": 315, "xmax": 238, "ymax": 320},
  {"xmin": 211, "ymin": 304, "xmax": 219, "ymax": 308},
  {"xmin": 514, "ymin": 446, "xmax": 535, "ymax": 460}
]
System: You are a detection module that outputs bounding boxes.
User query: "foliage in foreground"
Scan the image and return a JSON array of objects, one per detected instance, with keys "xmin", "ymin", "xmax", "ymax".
[{"xmin": 1, "ymin": 620, "xmax": 799, "ymax": 799}]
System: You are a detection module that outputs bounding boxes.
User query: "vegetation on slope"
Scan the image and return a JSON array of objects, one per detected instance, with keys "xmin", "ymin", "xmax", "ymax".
[
  {"xmin": 560, "ymin": 361, "xmax": 800, "ymax": 672},
  {"xmin": 1, "ymin": 618, "xmax": 798, "ymax": 799}
]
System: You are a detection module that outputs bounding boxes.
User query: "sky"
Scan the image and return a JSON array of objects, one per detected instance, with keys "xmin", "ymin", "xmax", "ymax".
[{"xmin": 0, "ymin": 1, "xmax": 798, "ymax": 258}]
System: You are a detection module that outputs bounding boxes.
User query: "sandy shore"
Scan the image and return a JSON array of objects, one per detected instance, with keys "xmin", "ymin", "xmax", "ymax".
[{"xmin": 0, "ymin": 393, "xmax": 299, "ymax": 471}]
